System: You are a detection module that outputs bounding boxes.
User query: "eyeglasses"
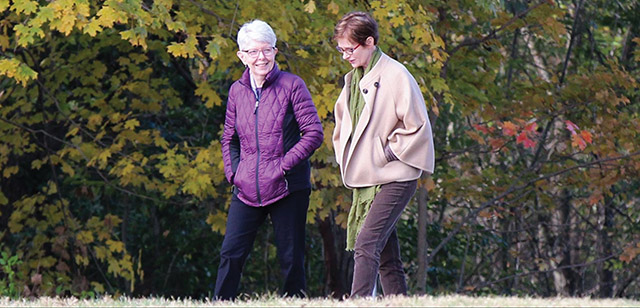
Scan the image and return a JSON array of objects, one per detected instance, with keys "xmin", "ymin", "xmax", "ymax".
[
  {"xmin": 241, "ymin": 47, "xmax": 276, "ymax": 58},
  {"xmin": 335, "ymin": 44, "xmax": 360, "ymax": 55}
]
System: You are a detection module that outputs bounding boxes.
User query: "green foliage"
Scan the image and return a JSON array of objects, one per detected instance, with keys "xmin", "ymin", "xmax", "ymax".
[{"xmin": 0, "ymin": 248, "xmax": 22, "ymax": 299}]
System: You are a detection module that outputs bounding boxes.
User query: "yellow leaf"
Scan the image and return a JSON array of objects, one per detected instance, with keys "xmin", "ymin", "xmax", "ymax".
[
  {"xmin": 195, "ymin": 82, "xmax": 222, "ymax": 108},
  {"xmin": 97, "ymin": 6, "xmax": 120, "ymax": 28},
  {"xmin": 2, "ymin": 165, "xmax": 18, "ymax": 178},
  {"xmin": 304, "ymin": 0, "xmax": 316, "ymax": 13},
  {"xmin": 107, "ymin": 259, "xmax": 120, "ymax": 274},
  {"xmin": 107, "ymin": 239, "xmax": 124, "ymax": 253},
  {"xmin": 0, "ymin": 58, "xmax": 38, "ymax": 85},
  {"xmin": 295, "ymin": 49, "xmax": 310, "ymax": 59},
  {"xmin": 98, "ymin": 149, "xmax": 112, "ymax": 165},
  {"xmin": 60, "ymin": 161, "xmax": 75, "ymax": 176},
  {"xmin": 40, "ymin": 256, "xmax": 57, "ymax": 268},
  {"xmin": 206, "ymin": 212, "xmax": 227, "ymax": 234},
  {"xmin": 0, "ymin": 35, "xmax": 9, "ymax": 51},
  {"xmin": 87, "ymin": 114, "xmax": 103, "ymax": 130},
  {"xmin": 390, "ymin": 15, "xmax": 405, "ymax": 27},
  {"xmin": 154, "ymin": 135, "xmax": 169, "ymax": 150},
  {"xmin": 66, "ymin": 126, "xmax": 80, "ymax": 137},
  {"xmin": 124, "ymin": 119, "xmax": 140, "ymax": 130},
  {"xmin": 167, "ymin": 42, "xmax": 188, "ymax": 58},
  {"xmin": 0, "ymin": 0, "xmax": 9, "ymax": 12},
  {"xmin": 77, "ymin": 230, "xmax": 95, "ymax": 244},
  {"xmin": 11, "ymin": 0, "xmax": 38, "ymax": 15},
  {"xmin": 91, "ymin": 282, "xmax": 105, "ymax": 293},
  {"xmin": 0, "ymin": 191, "xmax": 7, "ymax": 205},
  {"xmin": 45, "ymin": 180, "xmax": 57, "ymax": 195},
  {"xmin": 83, "ymin": 19, "xmax": 102, "ymax": 37},
  {"xmin": 327, "ymin": 1, "xmax": 339, "ymax": 14}
]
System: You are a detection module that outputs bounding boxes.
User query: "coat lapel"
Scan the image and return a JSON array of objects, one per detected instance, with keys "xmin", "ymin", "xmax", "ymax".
[{"xmin": 345, "ymin": 55, "xmax": 385, "ymax": 164}]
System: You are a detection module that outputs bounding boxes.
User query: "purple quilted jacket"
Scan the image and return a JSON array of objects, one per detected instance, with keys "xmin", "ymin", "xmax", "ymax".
[{"xmin": 221, "ymin": 65, "xmax": 323, "ymax": 206}]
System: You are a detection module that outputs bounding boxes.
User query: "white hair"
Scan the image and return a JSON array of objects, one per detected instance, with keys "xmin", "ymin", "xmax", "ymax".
[{"xmin": 237, "ymin": 20, "xmax": 277, "ymax": 51}]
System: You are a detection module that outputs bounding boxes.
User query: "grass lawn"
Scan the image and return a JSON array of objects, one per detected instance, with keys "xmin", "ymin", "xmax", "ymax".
[{"xmin": 1, "ymin": 294, "xmax": 639, "ymax": 307}]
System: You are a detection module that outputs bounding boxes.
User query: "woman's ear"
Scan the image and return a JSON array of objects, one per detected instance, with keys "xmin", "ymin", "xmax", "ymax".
[
  {"xmin": 366, "ymin": 36, "xmax": 375, "ymax": 46},
  {"xmin": 237, "ymin": 50, "xmax": 245, "ymax": 65}
]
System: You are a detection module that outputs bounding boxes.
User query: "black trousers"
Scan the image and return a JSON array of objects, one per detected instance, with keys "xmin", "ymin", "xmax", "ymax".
[{"xmin": 214, "ymin": 189, "xmax": 310, "ymax": 300}]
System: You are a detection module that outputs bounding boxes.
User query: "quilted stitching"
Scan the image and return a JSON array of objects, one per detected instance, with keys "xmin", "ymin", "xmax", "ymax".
[{"xmin": 221, "ymin": 66, "xmax": 323, "ymax": 206}]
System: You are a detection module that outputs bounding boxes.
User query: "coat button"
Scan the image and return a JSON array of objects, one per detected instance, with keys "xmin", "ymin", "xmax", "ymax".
[
  {"xmin": 374, "ymin": 82, "xmax": 379, "ymax": 87},
  {"xmin": 363, "ymin": 89, "xmax": 368, "ymax": 94}
]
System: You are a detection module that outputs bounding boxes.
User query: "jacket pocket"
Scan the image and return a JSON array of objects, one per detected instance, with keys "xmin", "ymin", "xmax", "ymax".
[
  {"xmin": 374, "ymin": 135, "xmax": 388, "ymax": 167},
  {"xmin": 233, "ymin": 158, "xmax": 251, "ymax": 199},
  {"xmin": 259, "ymin": 158, "xmax": 288, "ymax": 203},
  {"xmin": 276, "ymin": 158, "xmax": 288, "ymax": 193}
]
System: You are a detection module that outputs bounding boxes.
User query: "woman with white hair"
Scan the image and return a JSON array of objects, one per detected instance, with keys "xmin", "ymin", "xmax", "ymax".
[{"xmin": 215, "ymin": 19, "xmax": 323, "ymax": 300}]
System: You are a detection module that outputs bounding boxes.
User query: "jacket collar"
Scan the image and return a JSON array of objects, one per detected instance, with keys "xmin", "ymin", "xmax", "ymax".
[{"xmin": 239, "ymin": 64, "xmax": 281, "ymax": 89}]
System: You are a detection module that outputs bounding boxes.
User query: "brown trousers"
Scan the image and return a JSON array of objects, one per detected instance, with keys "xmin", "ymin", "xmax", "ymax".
[{"xmin": 350, "ymin": 180, "xmax": 418, "ymax": 297}]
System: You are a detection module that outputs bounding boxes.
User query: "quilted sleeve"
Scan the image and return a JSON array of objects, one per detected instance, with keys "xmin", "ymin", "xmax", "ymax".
[
  {"xmin": 281, "ymin": 77, "xmax": 324, "ymax": 171},
  {"xmin": 221, "ymin": 85, "xmax": 240, "ymax": 184}
]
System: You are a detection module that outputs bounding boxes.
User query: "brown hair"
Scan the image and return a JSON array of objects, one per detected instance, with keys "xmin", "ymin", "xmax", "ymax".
[{"xmin": 333, "ymin": 11, "xmax": 379, "ymax": 45}]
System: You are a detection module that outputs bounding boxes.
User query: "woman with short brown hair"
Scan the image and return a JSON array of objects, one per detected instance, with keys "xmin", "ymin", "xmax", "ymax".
[{"xmin": 332, "ymin": 11, "xmax": 435, "ymax": 297}]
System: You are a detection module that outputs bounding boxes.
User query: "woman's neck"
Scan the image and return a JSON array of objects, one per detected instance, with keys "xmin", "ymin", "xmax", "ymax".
[
  {"xmin": 254, "ymin": 77, "xmax": 265, "ymax": 88},
  {"xmin": 250, "ymin": 73, "xmax": 265, "ymax": 88},
  {"xmin": 360, "ymin": 46, "xmax": 376, "ymax": 69}
]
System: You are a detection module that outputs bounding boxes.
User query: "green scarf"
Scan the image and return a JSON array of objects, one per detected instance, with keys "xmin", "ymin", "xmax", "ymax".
[{"xmin": 346, "ymin": 47, "xmax": 382, "ymax": 251}]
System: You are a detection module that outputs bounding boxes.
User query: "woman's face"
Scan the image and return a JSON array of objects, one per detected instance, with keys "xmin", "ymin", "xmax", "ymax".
[
  {"xmin": 336, "ymin": 36, "xmax": 374, "ymax": 69},
  {"xmin": 237, "ymin": 40, "xmax": 278, "ymax": 81}
]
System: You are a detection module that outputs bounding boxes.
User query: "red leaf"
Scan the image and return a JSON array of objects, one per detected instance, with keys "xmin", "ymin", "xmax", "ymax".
[
  {"xmin": 517, "ymin": 132, "xmax": 536, "ymax": 149},
  {"xmin": 502, "ymin": 121, "xmax": 518, "ymax": 136},
  {"xmin": 489, "ymin": 137, "xmax": 507, "ymax": 151},
  {"xmin": 581, "ymin": 130, "xmax": 592, "ymax": 144},
  {"xmin": 524, "ymin": 122, "xmax": 538, "ymax": 133},
  {"xmin": 473, "ymin": 124, "xmax": 490, "ymax": 134},
  {"xmin": 571, "ymin": 133, "xmax": 587, "ymax": 150},
  {"xmin": 565, "ymin": 120, "xmax": 579, "ymax": 133},
  {"xmin": 516, "ymin": 131, "xmax": 528, "ymax": 143}
]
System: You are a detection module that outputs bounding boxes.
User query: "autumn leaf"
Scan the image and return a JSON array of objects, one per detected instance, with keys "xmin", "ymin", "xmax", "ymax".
[
  {"xmin": 473, "ymin": 124, "xmax": 493, "ymax": 134},
  {"xmin": 488, "ymin": 137, "xmax": 507, "ymax": 152},
  {"xmin": 565, "ymin": 120, "xmax": 579, "ymax": 133},
  {"xmin": 501, "ymin": 121, "xmax": 518, "ymax": 136},
  {"xmin": 516, "ymin": 131, "xmax": 536, "ymax": 149},
  {"xmin": 466, "ymin": 130, "xmax": 486, "ymax": 145},
  {"xmin": 571, "ymin": 133, "xmax": 587, "ymax": 150},
  {"xmin": 327, "ymin": 1, "xmax": 339, "ymax": 15},
  {"xmin": 304, "ymin": 0, "xmax": 316, "ymax": 13},
  {"xmin": 524, "ymin": 122, "xmax": 537, "ymax": 133},
  {"xmin": 580, "ymin": 130, "xmax": 592, "ymax": 144}
]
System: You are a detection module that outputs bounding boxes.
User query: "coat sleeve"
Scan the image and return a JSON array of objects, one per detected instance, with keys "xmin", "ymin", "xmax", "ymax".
[
  {"xmin": 221, "ymin": 86, "xmax": 240, "ymax": 184},
  {"xmin": 386, "ymin": 69, "xmax": 435, "ymax": 173},
  {"xmin": 332, "ymin": 85, "xmax": 348, "ymax": 167},
  {"xmin": 280, "ymin": 77, "xmax": 324, "ymax": 172}
]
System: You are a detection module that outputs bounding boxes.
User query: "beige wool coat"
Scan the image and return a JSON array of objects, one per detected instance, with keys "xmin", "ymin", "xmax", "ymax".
[{"xmin": 332, "ymin": 52, "xmax": 435, "ymax": 188}]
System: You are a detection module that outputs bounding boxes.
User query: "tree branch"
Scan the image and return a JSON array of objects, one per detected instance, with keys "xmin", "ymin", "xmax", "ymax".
[
  {"xmin": 559, "ymin": 0, "xmax": 586, "ymax": 85},
  {"xmin": 426, "ymin": 150, "xmax": 640, "ymax": 265},
  {"xmin": 446, "ymin": 0, "xmax": 549, "ymax": 56},
  {"xmin": 464, "ymin": 253, "xmax": 617, "ymax": 292}
]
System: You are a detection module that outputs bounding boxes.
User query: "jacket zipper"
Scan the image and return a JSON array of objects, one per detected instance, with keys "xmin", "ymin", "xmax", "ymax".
[{"xmin": 254, "ymin": 96, "xmax": 262, "ymax": 206}]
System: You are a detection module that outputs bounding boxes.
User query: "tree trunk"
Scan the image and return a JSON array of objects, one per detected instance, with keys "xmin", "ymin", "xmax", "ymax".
[
  {"xmin": 555, "ymin": 188, "xmax": 577, "ymax": 296},
  {"xmin": 316, "ymin": 214, "xmax": 349, "ymax": 298},
  {"xmin": 416, "ymin": 174, "xmax": 430, "ymax": 294},
  {"xmin": 598, "ymin": 194, "xmax": 614, "ymax": 297}
]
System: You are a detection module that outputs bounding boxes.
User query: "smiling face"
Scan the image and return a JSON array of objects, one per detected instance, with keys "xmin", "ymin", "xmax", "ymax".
[
  {"xmin": 237, "ymin": 40, "xmax": 278, "ymax": 85},
  {"xmin": 335, "ymin": 36, "xmax": 375, "ymax": 69}
]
